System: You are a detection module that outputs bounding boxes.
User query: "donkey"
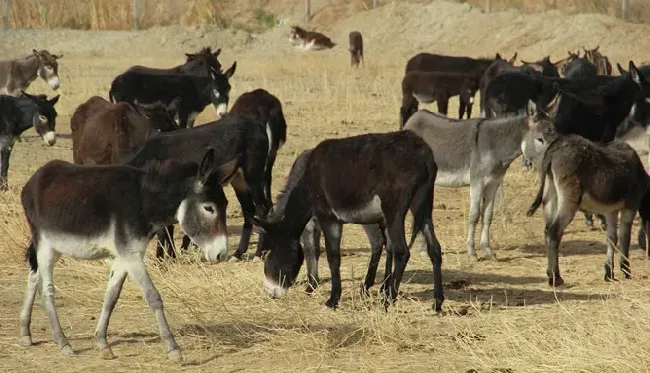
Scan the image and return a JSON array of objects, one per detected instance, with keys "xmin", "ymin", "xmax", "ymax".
[
  {"xmin": 403, "ymin": 109, "xmax": 541, "ymax": 261},
  {"xmin": 121, "ymin": 114, "xmax": 272, "ymax": 261},
  {"xmin": 348, "ymin": 31, "xmax": 364, "ymax": 68},
  {"xmin": 0, "ymin": 50, "xmax": 62, "ymax": 96},
  {"xmin": 289, "ymin": 26, "xmax": 336, "ymax": 51},
  {"xmin": 400, "ymin": 70, "xmax": 480, "ymax": 126},
  {"xmin": 525, "ymin": 114, "xmax": 650, "ymax": 286},
  {"xmin": 554, "ymin": 51, "xmax": 580, "ymax": 77},
  {"xmin": 124, "ymin": 47, "xmax": 223, "ymax": 76},
  {"xmin": 563, "ymin": 56, "xmax": 598, "ymax": 79},
  {"xmin": 582, "ymin": 46, "xmax": 612, "ymax": 76},
  {"xmin": 109, "ymin": 62, "xmax": 236, "ymax": 128},
  {"xmin": 19, "ymin": 149, "xmax": 240, "ymax": 361},
  {"xmin": 261, "ymin": 148, "xmax": 387, "ymax": 294},
  {"xmin": 0, "ymin": 92, "xmax": 59, "ymax": 191},
  {"xmin": 252, "ymin": 130, "xmax": 444, "ymax": 312},
  {"xmin": 71, "ymin": 96, "xmax": 180, "ymax": 165}
]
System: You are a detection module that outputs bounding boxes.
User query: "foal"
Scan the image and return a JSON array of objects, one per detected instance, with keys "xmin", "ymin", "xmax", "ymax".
[
  {"xmin": 526, "ymin": 116, "xmax": 650, "ymax": 286},
  {"xmin": 20, "ymin": 149, "xmax": 239, "ymax": 361},
  {"xmin": 252, "ymin": 130, "xmax": 444, "ymax": 312}
]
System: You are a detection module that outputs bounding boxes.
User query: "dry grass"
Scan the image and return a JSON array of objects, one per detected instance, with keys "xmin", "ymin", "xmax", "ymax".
[
  {"xmin": 5, "ymin": 0, "xmax": 650, "ymax": 31},
  {"xmin": 3, "ymin": 3, "xmax": 650, "ymax": 372}
]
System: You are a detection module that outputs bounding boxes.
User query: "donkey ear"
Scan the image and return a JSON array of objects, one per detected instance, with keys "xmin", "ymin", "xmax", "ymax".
[
  {"xmin": 49, "ymin": 95, "xmax": 60, "ymax": 106},
  {"xmin": 629, "ymin": 60, "xmax": 643, "ymax": 85},
  {"xmin": 53, "ymin": 54, "xmax": 63, "ymax": 59},
  {"xmin": 593, "ymin": 45, "xmax": 600, "ymax": 52},
  {"xmin": 617, "ymin": 63, "xmax": 627, "ymax": 75},
  {"xmin": 526, "ymin": 99, "xmax": 538, "ymax": 118},
  {"xmin": 250, "ymin": 214, "xmax": 280, "ymax": 232},
  {"xmin": 198, "ymin": 148, "xmax": 216, "ymax": 183},
  {"xmin": 32, "ymin": 49, "xmax": 42, "ymax": 59},
  {"xmin": 495, "ymin": 53, "xmax": 502, "ymax": 60},
  {"xmin": 213, "ymin": 48, "xmax": 221, "ymax": 57},
  {"xmin": 224, "ymin": 62, "xmax": 237, "ymax": 79},
  {"xmin": 212, "ymin": 156, "xmax": 241, "ymax": 186},
  {"xmin": 167, "ymin": 97, "xmax": 181, "ymax": 117},
  {"xmin": 508, "ymin": 52, "xmax": 518, "ymax": 64}
]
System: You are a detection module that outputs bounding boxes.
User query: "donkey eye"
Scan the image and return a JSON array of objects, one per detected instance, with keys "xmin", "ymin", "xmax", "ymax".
[{"xmin": 203, "ymin": 205, "xmax": 215, "ymax": 213}]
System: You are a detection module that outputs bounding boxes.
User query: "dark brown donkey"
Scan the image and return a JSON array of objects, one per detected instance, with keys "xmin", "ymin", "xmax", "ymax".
[
  {"xmin": 71, "ymin": 96, "xmax": 180, "ymax": 165},
  {"xmin": 19, "ymin": 149, "xmax": 240, "ymax": 361},
  {"xmin": 0, "ymin": 50, "xmax": 62, "ymax": 96},
  {"xmin": 348, "ymin": 31, "xmax": 363, "ymax": 67},
  {"xmin": 124, "ymin": 46, "xmax": 222, "ymax": 76},
  {"xmin": 252, "ymin": 130, "xmax": 444, "ymax": 312},
  {"xmin": 582, "ymin": 45, "xmax": 612, "ymax": 76},
  {"xmin": 400, "ymin": 71, "xmax": 480, "ymax": 127}
]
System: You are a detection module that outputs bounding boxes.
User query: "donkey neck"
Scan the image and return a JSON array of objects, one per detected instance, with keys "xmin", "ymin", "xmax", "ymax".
[
  {"xmin": 139, "ymin": 169, "xmax": 192, "ymax": 228},
  {"xmin": 13, "ymin": 56, "xmax": 40, "ymax": 86},
  {"xmin": 278, "ymin": 179, "xmax": 313, "ymax": 238},
  {"xmin": 605, "ymin": 79, "xmax": 640, "ymax": 122},
  {"xmin": 476, "ymin": 115, "xmax": 528, "ymax": 166},
  {"xmin": 13, "ymin": 99, "xmax": 38, "ymax": 135}
]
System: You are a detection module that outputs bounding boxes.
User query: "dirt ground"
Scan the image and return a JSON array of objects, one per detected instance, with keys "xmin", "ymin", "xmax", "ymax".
[{"xmin": 2, "ymin": 2, "xmax": 650, "ymax": 372}]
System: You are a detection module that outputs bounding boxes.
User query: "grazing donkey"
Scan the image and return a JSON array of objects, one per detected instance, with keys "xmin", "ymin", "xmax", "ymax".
[
  {"xmin": 400, "ymin": 71, "xmax": 480, "ymax": 126},
  {"xmin": 252, "ymin": 131, "xmax": 444, "ymax": 312},
  {"xmin": 261, "ymin": 148, "xmax": 387, "ymax": 294},
  {"xmin": 109, "ymin": 62, "xmax": 236, "ymax": 128},
  {"xmin": 403, "ymin": 109, "xmax": 541, "ymax": 261},
  {"xmin": 19, "ymin": 149, "xmax": 240, "ymax": 361},
  {"xmin": 0, "ymin": 92, "xmax": 59, "ymax": 191},
  {"xmin": 525, "ymin": 114, "xmax": 650, "ymax": 286},
  {"xmin": 122, "ymin": 114, "xmax": 271, "ymax": 261},
  {"xmin": 0, "ymin": 50, "xmax": 62, "ymax": 96},
  {"xmin": 124, "ymin": 46, "xmax": 223, "ymax": 76},
  {"xmin": 289, "ymin": 26, "xmax": 336, "ymax": 51},
  {"xmin": 71, "ymin": 96, "xmax": 180, "ymax": 165},
  {"xmin": 348, "ymin": 31, "xmax": 363, "ymax": 67}
]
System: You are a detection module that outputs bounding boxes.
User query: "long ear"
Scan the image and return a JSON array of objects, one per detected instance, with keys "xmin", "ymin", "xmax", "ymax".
[
  {"xmin": 593, "ymin": 45, "xmax": 600, "ymax": 53},
  {"xmin": 198, "ymin": 148, "xmax": 216, "ymax": 184},
  {"xmin": 53, "ymin": 54, "xmax": 63, "ymax": 59},
  {"xmin": 49, "ymin": 94, "xmax": 60, "ymax": 106},
  {"xmin": 32, "ymin": 49, "xmax": 42, "ymax": 59},
  {"xmin": 545, "ymin": 91, "xmax": 561, "ymax": 117},
  {"xmin": 250, "ymin": 214, "xmax": 282, "ymax": 232},
  {"xmin": 21, "ymin": 90, "xmax": 36, "ymax": 100},
  {"xmin": 167, "ymin": 97, "xmax": 181, "ymax": 117},
  {"xmin": 212, "ymin": 156, "xmax": 241, "ymax": 186},
  {"xmin": 213, "ymin": 48, "xmax": 221, "ymax": 58},
  {"xmin": 617, "ymin": 63, "xmax": 627, "ymax": 75},
  {"xmin": 629, "ymin": 60, "xmax": 644, "ymax": 85},
  {"xmin": 508, "ymin": 52, "xmax": 518, "ymax": 64},
  {"xmin": 224, "ymin": 62, "xmax": 236, "ymax": 79},
  {"xmin": 495, "ymin": 53, "xmax": 502, "ymax": 61},
  {"xmin": 185, "ymin": 53, "xmax": 196, "ymax": 61},
  {"xmin": 527, "ymin": 99, "xmax": 537, "ymax": 118}
]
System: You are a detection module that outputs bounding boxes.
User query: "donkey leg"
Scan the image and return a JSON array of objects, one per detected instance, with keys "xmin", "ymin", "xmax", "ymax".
[
  {"xmin": 321, "ymin": 221, "xmax": 343, "ymax": 309},
  {"xmin": 458, "ymin": 100, "xmax": 466, "ymax": 120},
  {"xmin": 465, "ymin": 182, "xmax": 482, "ymax": 261},
  {"xmin": 422, "ymin": 218, "xmax": 445, "ymax": 312},
  {"xmin": 362, "ymin": 223, "xmax": 386, "ymax": 295},
  {"xmin": 94, "ymin": 260, "xmax": 128, "ymax": 360},
  {"xmin": 618, "ymin": 209, "xmax": 636, "ymax": 279},
  {"xmin": 583, "ymin": 212, "xmax": 594, "ymax": 227},
  {"xmin": 36, "ymin": 247, "xmax": 72, "ymax": 355},
  {"xmin": 604, "ymin": 213, "xmax": 619, "ymax": 281},
  {"xmin": 384, "ymin": 217, "xmax": 410, "ymax": 306},
  {"xmin": 302, "ymin": 217, "xmax": 322, "ymax": 294},
  {"xmin": 19, "ymin": 269, "xmax": 39, "ymax": 347},
  {"xmin": 596, "ymin": 214, "xmax": 607, "ymax": 230},
  {"xmin": 478, "ymin": 180, "xmax": 501, "ymax": 261},
  {"xmin": 229, "ymin": 178, "xmax": 256, "ymax": 261},
  {"xmin": 545, "ymin": 196, "xmax": 578, "ymax": 287},
  {"xmin": 466, "ymin": 102, "xmax": 473, "ymax": 119},
  {"xmin": 124, "ymin": 256, "xmax": 181, "ymax": 362},
  {"xmin": 437, "ymin": 98, "xmax": 449, "ymax": 117}
]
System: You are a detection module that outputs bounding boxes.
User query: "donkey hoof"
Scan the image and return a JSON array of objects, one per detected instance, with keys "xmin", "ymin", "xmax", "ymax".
[
  {"xmin": 168, "ymin": 348, "xmax": 183, "ymax": 362},
  {"xmin": 548, "ymin": 276, "xmax": 564, "ymax": 287},
  {"xmin": 252, "ymin": 256, "xmax": 263, "ymax": 263},
  {"xmin": 228, "ymin": 256, "xmax": 241, "ymax": 263},
  {"xmin": 99, "ymin": 346, "xmax": 115, "ymax": 360},
  {"xmin": 60, "ymin": 344, "xmax": 76, "ymax": 357},
  {"xmin": 20, "ymin": 336, "xmax": 33, "ymax": 347}
]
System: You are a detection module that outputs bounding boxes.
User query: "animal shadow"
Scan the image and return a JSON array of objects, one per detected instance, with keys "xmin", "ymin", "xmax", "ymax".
[{"xmin": 521, "ymin": 239, "xmax": 607, "ymax": 256}]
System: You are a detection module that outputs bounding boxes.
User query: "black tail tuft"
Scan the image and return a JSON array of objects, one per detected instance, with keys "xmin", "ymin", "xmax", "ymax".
[{"xmin": 25, "ymin": 240, "xmax": 38, "ymax": 272}]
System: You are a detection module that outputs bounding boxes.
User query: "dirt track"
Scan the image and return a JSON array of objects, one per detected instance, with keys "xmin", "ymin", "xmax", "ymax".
[{"xmin": 2, "ymin": 2, "xmax": 650, "ymax": 372}]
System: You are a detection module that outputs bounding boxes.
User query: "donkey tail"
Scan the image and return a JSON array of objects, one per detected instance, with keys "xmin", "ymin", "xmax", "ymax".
[
  {"xmin": 408, "ymin": 156, "xmax": 436, "ymax": 249},
  {"xmin": 25, "ymin": 239, "xmax": 38, "ymax": 272},
  {"xmin": 526, "ymin": 153, "xmax": 552, "ymax": 217}
]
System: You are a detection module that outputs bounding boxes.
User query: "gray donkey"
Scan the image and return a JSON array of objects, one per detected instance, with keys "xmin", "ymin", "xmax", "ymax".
[
  {"xmin": 525, "ymin": 109, "xmax": 650, "ymax": 286},
  {"xmin": 403, "ymin": 109, "xmax": 541, "ymax": 261}
]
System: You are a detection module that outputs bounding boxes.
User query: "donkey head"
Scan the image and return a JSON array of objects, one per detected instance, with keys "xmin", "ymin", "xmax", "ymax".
[
  {"xmin": 133, "ymin": 97, "xmax": 181, "ymax": 132},
  {"xmin": 209, "ymin": 62, "xmax": 236, "ymax": 118},
  {"xmin": 175, "ymin": 149, "xmax": 241, "ymax": 262},
  {"xmin": 183, "ymin": 47, "xmax": 222, "ymax": 75},
  {"xmin": 289, "ymin": 26, "xmax": 306, "ymax": 44},
  {"xmin": 21, "ymin": 91, "xmax": 59, "ymax": 146},
  {"xmin": 523, "ymin": 100, "xmax": 559, "ymax": 165},
  {"xmin": 32, "ymin": 49, "xmax": 61, "ymax": 90},
  {"xmin": 624, "ymin": 61, "xmax": 650, "ymax": 128},
  {"xmin": 251, "ymin": 214, "xmax": 305, "ymax": 298}
]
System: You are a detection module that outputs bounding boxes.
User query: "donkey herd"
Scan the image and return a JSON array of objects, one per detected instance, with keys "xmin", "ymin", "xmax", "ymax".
[{"xmin": 3, "ymin": 24, "xmax": 650, "ymax": 362}]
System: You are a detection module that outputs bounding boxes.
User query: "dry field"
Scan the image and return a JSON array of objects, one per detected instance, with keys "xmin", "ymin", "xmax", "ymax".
[{"xmin": 3, "ymin": 2, "xmax": 650, "ymax": 372}]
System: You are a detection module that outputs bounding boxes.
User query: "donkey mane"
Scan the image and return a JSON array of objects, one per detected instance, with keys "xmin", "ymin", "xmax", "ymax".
[{"xmin": 269, "ymin": 150, "xmax": 312, "ymax": 219}]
